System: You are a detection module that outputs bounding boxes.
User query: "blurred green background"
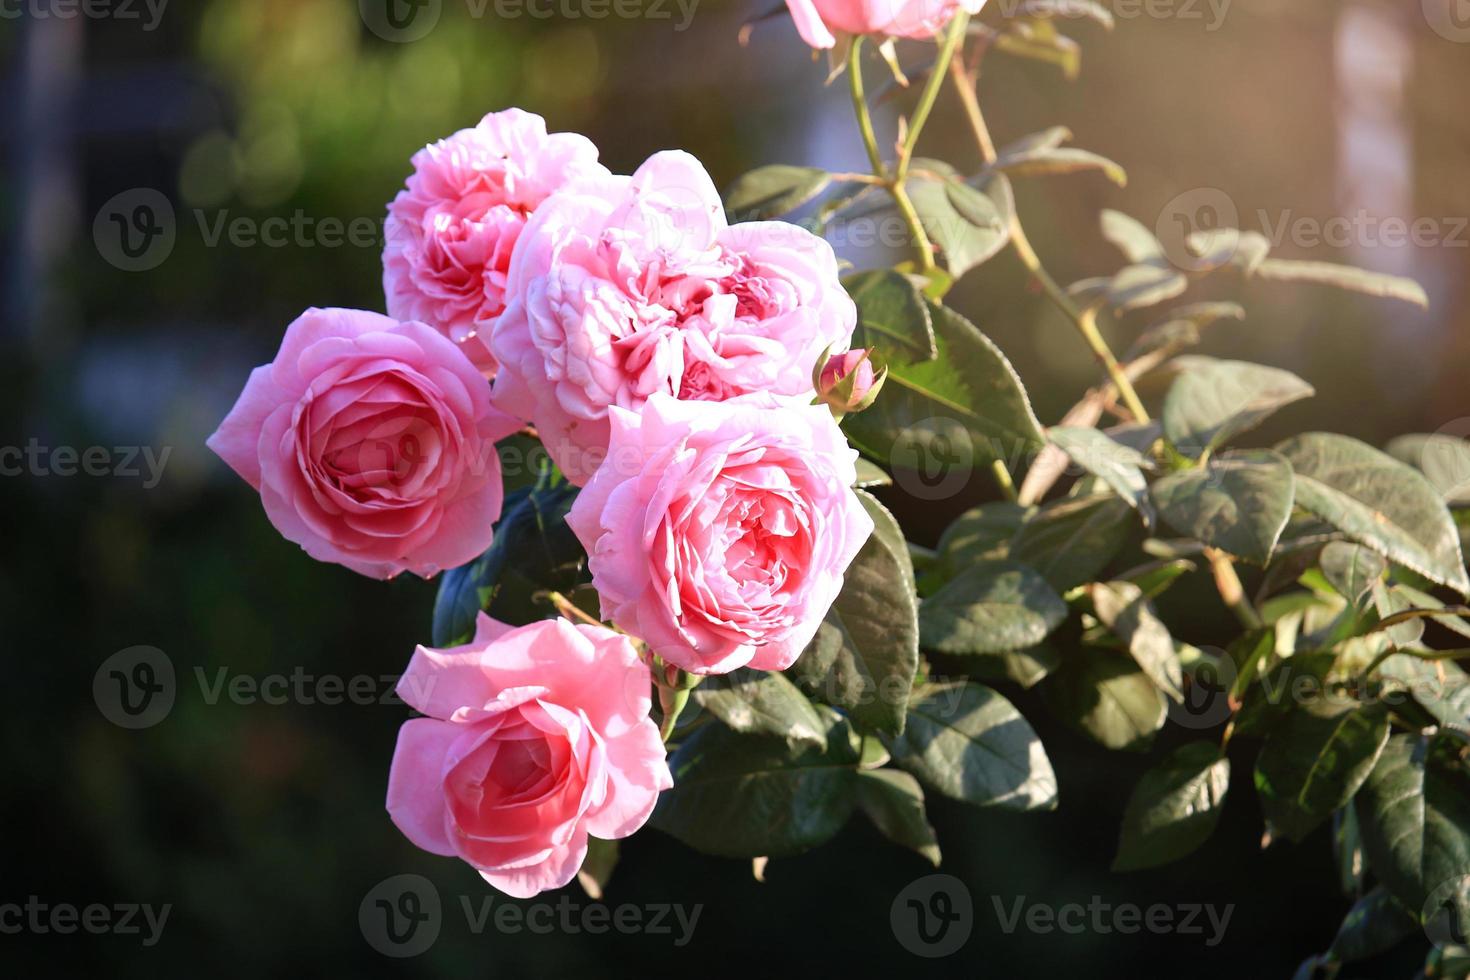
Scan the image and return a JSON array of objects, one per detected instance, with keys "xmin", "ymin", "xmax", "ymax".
[{"xmin": 2, "ymin": 0, "xmax": 1468, "ymax": 975}]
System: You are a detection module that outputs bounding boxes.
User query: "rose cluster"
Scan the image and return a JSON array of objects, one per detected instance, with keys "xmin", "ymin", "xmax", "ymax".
[{"xmin": 208, "ymin": 107, "xmax": 880, "ymax": 896}]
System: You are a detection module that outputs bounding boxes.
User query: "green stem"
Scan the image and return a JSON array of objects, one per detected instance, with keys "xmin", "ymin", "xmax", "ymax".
[
  {"xmin": 1206, "ymin": 548, "xmax": 1262, "ymax": 630},
  {"xmin": 848, "ymin": 37, "xmax": 887, "ymax": 179},
  {"xmin": 658, "ymin": 685, "xmax": 689, "ymax": 742},
  {"xmin": 990, "ymin": 459, "xmax": 1018, "ymax": 502},
  {"xmin": 889, "ymin": 180, "xmax": 936, "ymax": 273},
  {"xmin": 654, "ymin": 661, "xmax": 701, "ymax": 742},
  {"xmin": 895, "ymin": 13, "xmax": 970, "ymax": 183}
]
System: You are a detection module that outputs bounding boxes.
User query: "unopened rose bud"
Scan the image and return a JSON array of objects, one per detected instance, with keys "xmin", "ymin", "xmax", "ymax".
[{"xmin": 814, "ymin": 348, "xmax": 886, "ymax": 416}]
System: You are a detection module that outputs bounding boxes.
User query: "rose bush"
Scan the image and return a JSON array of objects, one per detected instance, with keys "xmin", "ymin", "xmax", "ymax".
[{"xmin": 209, "ymin": 8, "xmax": 1470, "ymax": 967}]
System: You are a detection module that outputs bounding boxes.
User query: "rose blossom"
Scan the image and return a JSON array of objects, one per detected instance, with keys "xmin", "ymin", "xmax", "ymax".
[
  {"xmin": 384, "ymin": 108, "xmax": 607, "ymax": 374},
  {"xmin": 386, "ymin": 613, "xmax": 671, "ymax": 898},
  {"xmin": 784, "ymin": 0, "xmax": 987, "ymax": 49},
  {"xmin": 491, "ymin": 150, "xmax": 857, "ymax": 485},
  {"xmin": 207, "ymin": 307, "xmax": 518, "ymax": 580},
  {"xmin": 566, "ymin": 393, "xmax": 875, "ymax": 675}
]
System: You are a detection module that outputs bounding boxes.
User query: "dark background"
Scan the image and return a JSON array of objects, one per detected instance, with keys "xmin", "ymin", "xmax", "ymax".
[{"xmin": 2, "ymin": 0, "xmax": 1468, "ymax": 975}]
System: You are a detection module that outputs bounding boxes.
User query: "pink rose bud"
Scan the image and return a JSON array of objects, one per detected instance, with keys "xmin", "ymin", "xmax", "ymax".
[
  {"xmin": 566, "ymin": 393, "xmax": 875, "ymax": 675},
  {"xmin": 784, "ymin": 0, "xmax": 988, "ymax": 50},
  {"xmin": 387, "ymin": 613, "xmax": 672, "ymax": 898},
  {"xmin": 383, "ymin": 109, "xmax": 607, "ymax": 376},
  {"xmin": 206, "ymin": 308, "xmax": 518, "ymax": 580},
  {"xmin": 816, "ymin": 347, "xmax": 885, "ymax": 414}
]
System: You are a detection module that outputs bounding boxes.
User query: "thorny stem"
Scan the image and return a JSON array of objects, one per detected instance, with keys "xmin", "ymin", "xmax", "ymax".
[{"xmin": 947, "ymin": 44, "xmax": 1152, "ymax": 425}]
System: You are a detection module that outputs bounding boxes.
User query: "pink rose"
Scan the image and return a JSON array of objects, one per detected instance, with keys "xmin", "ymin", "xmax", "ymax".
[
  {"xmin": 491, "ymin": 150, "xmax": 856, "ymax": 485},
  {"xmin": 384, "ymin": 108, "xmax": 607, "ymax": 374},
  {"xmin": 566, "ymin": 393, "xmax": 875, "ymax": 675},
  {"xmin": 386, "ymin": 613, "xmax": 671, "ymax": 898},
  {"xmin": 785, "ymin": 0, "xmax": 987, "ymax": 48},
  {"xmin": 207, "ymin": 307, "xmax": 517, "ymax": 580}
]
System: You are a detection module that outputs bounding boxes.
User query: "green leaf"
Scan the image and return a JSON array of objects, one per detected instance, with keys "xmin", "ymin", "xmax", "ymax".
[
  {"xmin": 1127, "ymin": 302, "xmax": 1246, "ymax": 360},
  {"xmin": 886, "ymin": 681, "xmax": 1058, "ymax": 810},
  {"xmin": 853, "ymin": 458, "xmax": 893, "ymax": 488},
  {"xmin": 1042, "ymin": 652, "xmax": 1168, "ymax": 751},
  {"xmin": 1091, "ymin": 263, "xmax": 1189, "ymax": 315},
  {"xmin": 855, "ymin": 769, "xmax": 942, "ymax": 866},
  {"xmin": 1162, "ymin": 358, "xmax": 1315, "ymax": 458},
  {"xmin": 1047, "ymin": 426, "xmax": 1153, "ymax": 518},
  {"xmin": 842, "ymin": 296, "xmax": 1046, "ymax": 471},
  {"xmin": 936, "ymin": 501, "xmax": 1034, "ymax": 570},
  {"xmin": 1254, "ymin": 701, "xmax": 1391, "ymax": 842},
  {"xmin": 431, "ymin": 476, "xmax": 583, "ymax": 646},
  {"xmin": 694, "ymin": 668, "xmax": 827, "ymax": 751},
  {"xmin": 919, "ymin": 560, "xmax": 1067, "ymax": 655},
  {"xmin": 653, "ymin": 713, "xmax": 861, "ymax": 858},
  {"xmin": 1375, "ymin": 655, "xmax": 1470, "ymax": 730},
  {"xmin": 576, "ymin": 837, "xmax": 619, "ymax": 900},
  {"xmin": 1089, "ymin": 581, "xmax": 1183, "ymax": 700},
  {"xmin": 1101, "ymin": 209, "xmax": 1166, "ymax": 264},
  {"xmin": 1253, "ymin": 258, "xmax": 1428, "ymax": 309},
  {"xmin": 959, "ymin": 643, "xmax": 1063, "ymax": 691},
  {"xmin": 841, "ymin": 269, "xmax": 936, "ymax": 362},
  {"xmin": 1187, "ymin": 228, "xmax": 1273, "ymax": 275},
  {"xmin": 1149, "ymin": 450, "xmax": 1296, "ymax": 564},
  {"xmin": 1112, "ymin": 742, "xmax": 1231, "ymax": 871},
  {"xmin": 1387, "ymin": 434, "xmax": 1470, "ymax": 506},
  {"xmin": 992, "ymin": 22, "xmax": 1082, "ymax": 80},
  {"xmin": 1016, "ymin": 0, "xmax": 1115, "ymax": 28},
  {"xmin": 1320, "ymin": 541, "xmax": 1388, "ymax": 606},
  {"xmin": 792, "ymin": 493, "xmax": 919, "ymax": 736},
  {"xmin": 906, "ymin": 160, "xmax": 1008, "ymax": 278},
  {"xmin": 1371, "ymin": 580, "xmax": 1426, "ymax": 648},
  {"xmin": 1325, "ymin": 887, "xmax": 1419, "ymax": 965},
  {"xmin": 723, "ymin": 165, "xmax": 832, "ymax": 221},
  {"xmin": 1010, "ymin": 494, "xmax": 1137, "ymax": 592},
  {"xmin": 1335, "ymin": 806, "xmax": 1366, "ymax": 897},
  {"xmin": 1275, "ymin": 433, "xmax": 1470, "ymax": 595},
  {"xmin": 1354, "ymin": 735, "xmax": 1470, "ymax": 935},
  {"xmin": 990, "ymin": 146, "xmax": 1127, "ymax": 187}
]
